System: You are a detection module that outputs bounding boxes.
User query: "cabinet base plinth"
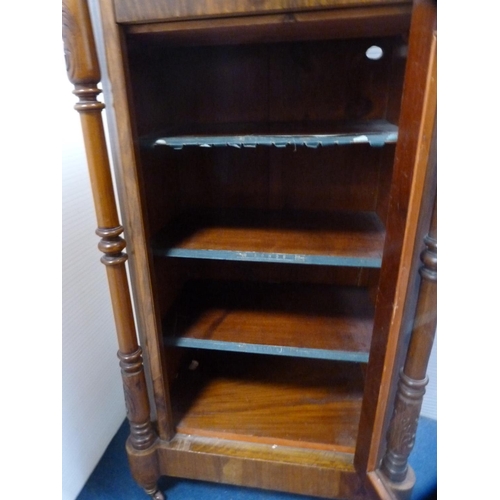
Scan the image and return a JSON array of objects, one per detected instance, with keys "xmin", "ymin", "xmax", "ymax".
[{"xmin": 153, "ymin": 434, "xmax": 368, "ymax": 499}]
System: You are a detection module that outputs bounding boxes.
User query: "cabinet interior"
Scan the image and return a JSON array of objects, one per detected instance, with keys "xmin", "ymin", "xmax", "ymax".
[{"xmin": 124, "ymin": 27, "xmax": 407, "ymax": 451}]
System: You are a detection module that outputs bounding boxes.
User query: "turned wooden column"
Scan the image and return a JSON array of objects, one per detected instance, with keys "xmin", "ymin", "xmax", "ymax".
[
  {"xmin": 62, "ymin": 1, "xmax": 163, "ymax": 498},
  {"xmin": 381, "ymin": 199, "xmax": 437, "ymax": 488}
]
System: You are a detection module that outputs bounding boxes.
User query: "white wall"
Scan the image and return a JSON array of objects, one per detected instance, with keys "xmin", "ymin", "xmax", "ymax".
[{"xmin": 62, "ymin": 57, "xmax": 126, "ymax": 500}]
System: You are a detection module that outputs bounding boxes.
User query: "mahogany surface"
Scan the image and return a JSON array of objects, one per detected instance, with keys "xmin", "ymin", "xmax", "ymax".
[
  {"xmin": 125, "ymin": 6, "xmax": 412, "ymax": 48},
  {"xmin": 126, "ymin": 37, "xmax": 404, "ymax": 136},
  {"xmin": 170, "ymin": 351, "xmax": 366, "ymax": 453},
  {"xmin": 115, "ymin": 0, "xmax": 412, "ymax": 24},
  {"xmin": 152, "ymin": 209, "xmax": 385, "ymax": 264},
  {"xmin": 162, "ymin": 280, "xmax": 374, "ymax": 355},
  {"xmin": 156, "ymin": 435, "xmax": 368, "ymax": 499},
  {"xmin": 139, "ymin": 145, "xmax": 393, "ymax": 238}
]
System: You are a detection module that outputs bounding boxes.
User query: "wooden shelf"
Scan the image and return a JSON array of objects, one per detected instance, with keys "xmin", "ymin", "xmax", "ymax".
[
  {"xmin": 171, "ymin": 351, "xmax": 366, "ymax": 452},
  {"xmin": 162, "ymin": 280, "xmax": 374, "ymax": 362},
  {"xmin": 144, "ymin": 119, "xmax": 398, "ymax": 149},
  {"xmin": 152, "ymin": 209, "xmax": 385, "ymax": 268}
]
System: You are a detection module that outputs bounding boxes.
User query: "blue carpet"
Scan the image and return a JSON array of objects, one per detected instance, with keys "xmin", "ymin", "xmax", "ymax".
[{"xmin": 77, "ymin": 417, "xmax": 436, "ymax": 500}]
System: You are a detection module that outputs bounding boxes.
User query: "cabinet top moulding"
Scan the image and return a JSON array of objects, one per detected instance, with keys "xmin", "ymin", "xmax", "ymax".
[
  {"xmin": 121, "ymin": 2, "xmax": 413, "ymax": 46},
  {"xmin": 115, "ymin": 0, "xmax": 413, "ymax": 25}
]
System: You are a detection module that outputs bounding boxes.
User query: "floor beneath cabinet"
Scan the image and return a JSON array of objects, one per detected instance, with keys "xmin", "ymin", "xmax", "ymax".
[{"xmin": 77, "ymin": 417, "xmax": 436, "ymax": 500}]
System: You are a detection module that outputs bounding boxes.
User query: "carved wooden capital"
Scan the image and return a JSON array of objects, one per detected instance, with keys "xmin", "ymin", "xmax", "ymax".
[{"xmin": 62, "ymin": 0, "xmax": 100, "ymax": 85}]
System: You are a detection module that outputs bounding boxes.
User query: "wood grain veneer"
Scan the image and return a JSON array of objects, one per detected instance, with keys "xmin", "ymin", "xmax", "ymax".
[
  {"xmin": 162, "ymin": 280, "xmax": 374, "ymax": 360},
  {"xmin": 152, "ymin": 209, "xmax": 385, "ymax": 267},
  {"xmin": 124, "ymin": 5, "xmax": 411, "ymax": 48},
  {"xmin": 156, "ymin": 435, "xmax": 369, "ymax": 499},
  {"xmin": 170, "ymin": 351, "xmax": 366, "ymax": 452}
]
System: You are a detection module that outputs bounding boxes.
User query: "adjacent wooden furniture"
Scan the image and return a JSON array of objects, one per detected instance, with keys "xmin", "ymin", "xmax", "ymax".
[{"xmin": 63, "ymin": 0, "xmax": 436, "ymax": 498}]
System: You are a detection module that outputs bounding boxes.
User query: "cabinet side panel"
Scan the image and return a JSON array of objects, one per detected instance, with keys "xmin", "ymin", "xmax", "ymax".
[{"xmin": 355, "ymin": 0, "xmax": 436, "ymax": 475}]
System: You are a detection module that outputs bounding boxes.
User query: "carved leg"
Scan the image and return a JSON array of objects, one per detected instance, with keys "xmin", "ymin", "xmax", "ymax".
[
  {"xmin": 381, "ymin": 200, "xmax": 437, "ymax": 498},
  {"xmin": 127, "ymin": 440, "xmax": 165, "ymax": 499},
  {"xmin": 381, "ymin": 372, "xmax": 428, "ymax": 483},
  {"xmin": 62, "ymin": 1, "xmax": 162, "ymax": 497}
]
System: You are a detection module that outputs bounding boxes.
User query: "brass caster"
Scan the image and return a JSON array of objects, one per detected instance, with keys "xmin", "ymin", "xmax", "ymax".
[{"xmin": 146, "ymin": 488, "xmax": 165, "ymax": 500}]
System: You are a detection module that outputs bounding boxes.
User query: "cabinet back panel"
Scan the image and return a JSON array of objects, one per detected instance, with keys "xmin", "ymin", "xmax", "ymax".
[
  {"xmin": 141, "ymin": 146, "xmax": 389, "ymax": 237},
  {"xmin": 126, "ymin": 37, "xmax": 405, "ymax": 136},
  {"xmin": 269, "ymin": 39, "xmax": 394, "ymax": 123},
  {"xmin": 129, "ymin": 35, "xmax": 404, "ymax": 238},
  {"xmin": 128, "ymin": 42, "xmax": 269, "ymax": 136},
  {"xmin": 272, "ymin": 146, "xmax": 383, "ymax": 212},
  {"xmin": 153, "ymin": 258, "xmax": 380, "ymax": 320},
  {"xmin": 129, "ymin": 34, "xmax": 402, "ymax": 368},
  {"xmin": 141, "ymin": 148, "xmax": 270, "ymax": 236}
]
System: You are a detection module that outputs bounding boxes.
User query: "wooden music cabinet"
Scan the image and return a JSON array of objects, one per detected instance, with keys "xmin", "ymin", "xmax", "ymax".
[{"xmin": 63, "ymin": 1, "xmax": 436, "ymax": 498}]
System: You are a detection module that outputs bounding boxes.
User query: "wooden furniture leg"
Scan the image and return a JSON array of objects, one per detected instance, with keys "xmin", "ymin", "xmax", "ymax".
[
  {"xmin": 62, "ymin": 1, "xmax": 163, "ymax": 498},
  {"xmin": 380, "ymin": 199, "xmax": 437, "ymax": 499}
]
